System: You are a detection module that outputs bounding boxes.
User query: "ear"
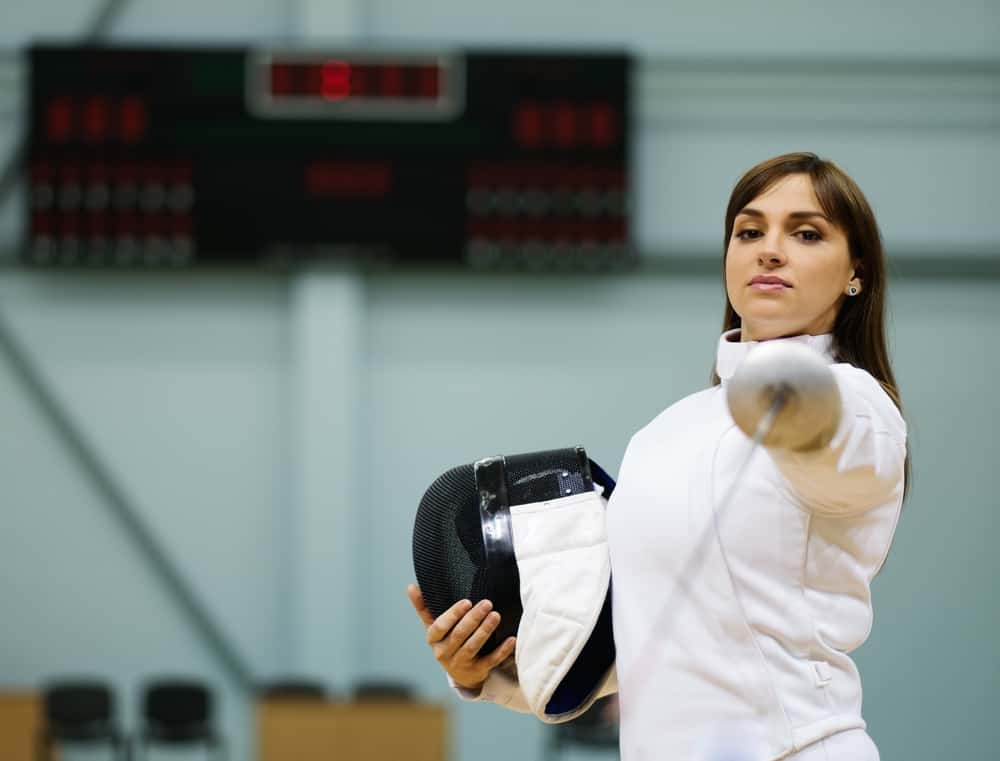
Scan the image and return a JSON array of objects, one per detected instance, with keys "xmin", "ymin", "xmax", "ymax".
[{"xmin": 848, "ymin": 262, "xmax": 864, "ymax": 295}]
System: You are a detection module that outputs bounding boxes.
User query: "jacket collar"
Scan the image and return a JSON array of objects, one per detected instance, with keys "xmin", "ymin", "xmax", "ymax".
[{"xmin": 715, "ymin": 329, "xmax": 836, "ymax": 384}]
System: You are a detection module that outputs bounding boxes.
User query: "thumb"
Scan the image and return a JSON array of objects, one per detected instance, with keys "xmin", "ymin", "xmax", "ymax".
[{"xmin": 407, "ymin": 584, "xmax": 436, "ymax": 628}]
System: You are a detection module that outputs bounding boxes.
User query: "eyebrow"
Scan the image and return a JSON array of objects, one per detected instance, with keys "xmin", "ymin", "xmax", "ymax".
[{"xmin": 736, "ymin": 207, "xmax": 832, "ymax": 224}]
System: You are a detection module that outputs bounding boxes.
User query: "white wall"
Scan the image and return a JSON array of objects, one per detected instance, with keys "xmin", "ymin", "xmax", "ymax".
[
  {"xmin": 367, "ymin": 0, "xmax": 999, "ymax": 59},
  {"xmin": 0, "ymin": 271, "xmax": 290, "ymax": 759}
]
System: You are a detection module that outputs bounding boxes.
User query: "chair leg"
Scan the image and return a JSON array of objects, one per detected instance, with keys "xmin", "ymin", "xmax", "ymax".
[{"xmin": 115, "ymin": 733, "xmax": 132, "ymax": 761}]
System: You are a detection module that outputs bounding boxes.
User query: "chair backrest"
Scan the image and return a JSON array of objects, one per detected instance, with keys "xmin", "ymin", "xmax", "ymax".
[
  {"xmin": 143, "ymin": 680, "xmax": 211, "ymax": 729},
  {"xmin": 44, "ymin": 681, "xmax": 113, "ymax": 729},
  {"xmin": 259, "ymin": 680, "xmax": 327, "ymax": 700},
  {"xmin": 352, "ymin": 681, "xmax": 413, "ymax": 702}
]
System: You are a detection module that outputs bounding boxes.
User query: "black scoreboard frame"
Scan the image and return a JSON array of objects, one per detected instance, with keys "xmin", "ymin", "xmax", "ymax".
[{"xmin": 25, "ymin": 45, "xmax": 634, "ymax": 271}]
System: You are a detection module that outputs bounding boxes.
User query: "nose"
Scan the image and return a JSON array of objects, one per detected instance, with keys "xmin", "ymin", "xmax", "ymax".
[{"xmin": 758, "ymin": 234, "xmax": 786, "ymax": 267}]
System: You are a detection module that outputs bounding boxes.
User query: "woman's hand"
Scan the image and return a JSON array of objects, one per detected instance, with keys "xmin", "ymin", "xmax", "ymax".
[{"xmin": 407, "ymin": 583, "xmax": 517, "ymax": 691}]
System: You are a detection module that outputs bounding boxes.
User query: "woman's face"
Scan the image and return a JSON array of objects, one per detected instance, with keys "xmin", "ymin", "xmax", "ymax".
[{"xmin": 725, "ymin": 173, "xmax": 860, "ymax": 342}]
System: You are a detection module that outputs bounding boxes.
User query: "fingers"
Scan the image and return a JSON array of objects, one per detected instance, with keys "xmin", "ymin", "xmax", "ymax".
[
  {"xmin": 407, "ymin": 584, "xmax": 436, "ymax": 629},
  {"xmin": 426, "ymin": 599, "xmax": 474, "ymax": 645},
  {"xmin": 448, "ymin": 600, "xmax": 494, "ymax": 648},
  {"xmin": 485, "ymin": 636, "xmax": 517, "ymax": 668},
  {"xmin": 459, "ymin": 610, "xmax": 502, "ymax": 658},
  {"xmin": 414, "ymin": 590, "xmax": 514, "ymax": 683},
  {"xmin": 432, "ymin": 600, "xmax": 494, "ymax": 662}
]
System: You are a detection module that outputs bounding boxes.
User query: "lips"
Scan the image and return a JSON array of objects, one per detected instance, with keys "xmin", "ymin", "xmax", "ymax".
[{"xmin": 749, "ymin": 275, "xmax": 792, "ymax": 287}]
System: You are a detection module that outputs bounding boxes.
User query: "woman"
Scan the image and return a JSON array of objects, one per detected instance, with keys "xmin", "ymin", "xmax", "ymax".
[{"xmin": 408, "ymin": 152, "xmax": 907, "ymax": 760}]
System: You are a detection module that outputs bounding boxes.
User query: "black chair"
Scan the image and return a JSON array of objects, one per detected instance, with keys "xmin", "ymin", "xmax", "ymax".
[
  {"xmin": 37, "ymin": 680, "xmax": 128, "ymax": 761},
  {"xmin": 352, "ymin": 680, "xmax": 414, "ymax": 701},
  {"xmin": 544, "ymin": 695, "xmax": 620, "ymax": 761},
  {"xmin": 137, "ymin": 680, "xmax": 225, "ymax": 761},
  {"xmin": 258, "ymin": 679, "xmax": 328, "ymax": 700}
]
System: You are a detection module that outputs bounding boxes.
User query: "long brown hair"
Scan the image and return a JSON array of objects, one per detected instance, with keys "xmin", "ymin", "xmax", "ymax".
[{"xmin": 712, "ymin": 152, "xmax": 908, "ymax": 491}]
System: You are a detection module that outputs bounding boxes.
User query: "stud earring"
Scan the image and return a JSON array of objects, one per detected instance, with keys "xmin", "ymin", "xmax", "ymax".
[{"xmin": 848, "ymin": 285, "xmax": 859, "ymax": 296}]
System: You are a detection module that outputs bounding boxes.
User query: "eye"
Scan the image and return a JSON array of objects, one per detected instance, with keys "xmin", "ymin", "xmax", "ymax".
[
  {"xmin": 796, "ymin": 229, "xmax": 823, "ymax": 242},
  {"xmin": 735, "ymin": 229, "xmax": 762, "ymax": 241}
]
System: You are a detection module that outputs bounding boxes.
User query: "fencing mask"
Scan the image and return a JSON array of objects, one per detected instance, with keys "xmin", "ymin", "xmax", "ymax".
[{"xmin": 412, "ymin": 446, "xmax": 616, "ymax": 722}]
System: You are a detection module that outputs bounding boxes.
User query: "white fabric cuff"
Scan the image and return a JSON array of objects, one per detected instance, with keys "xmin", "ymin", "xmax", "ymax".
[{"xmin": 447, "ymin": 664, "xmax": 532, "ymax": 713}]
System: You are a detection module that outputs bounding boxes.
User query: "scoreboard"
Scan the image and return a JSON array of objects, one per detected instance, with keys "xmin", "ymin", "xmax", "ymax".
[{"xmin": 26, "ymin": 46, "xmax": 632, "ymax": 270}]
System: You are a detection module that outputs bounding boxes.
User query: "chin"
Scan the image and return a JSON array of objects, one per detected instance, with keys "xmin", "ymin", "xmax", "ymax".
[{"xmin": 739, "ymin": 317, "xmax": 809, "ymax": 341}]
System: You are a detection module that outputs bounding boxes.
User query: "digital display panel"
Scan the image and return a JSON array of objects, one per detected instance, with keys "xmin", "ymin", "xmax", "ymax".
[
  {"xmin": 26, "ymin": 46, "xmax": 632, "ymax": 270},
  {"xmin": 249, "ymin": 52, "xmax": 462, "ymax": 119}
]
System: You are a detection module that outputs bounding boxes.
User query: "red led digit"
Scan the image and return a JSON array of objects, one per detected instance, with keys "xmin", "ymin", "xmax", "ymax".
[
  {"xmin": 418, "ymin": 65, "xmax": 440, "ymax": 98},
  {"xmin": 270, "ymin": 63, "xmax": 294, "ymax": 96},
  {"xmin": 604, "ymin": 218, "xmax": 626, "ymax": 240},
  {"xmin": 382, "ymin": 65, "xmax": 403, "ymax": 97},
  {"xmin": 117, "ymin": 214, "xmax": 137, "ymax": 237},
  {"xmin": 589, "ymin": 103, "xmax": 616, "ymax": 147},
  {"xmin": 87, "ymin": 162, "xmax": 108, "ymax": 184},
  {"xmin": 171, "ymin": 162, "xmax": 194, "ymax": 186},
  {"xmin": 171, "ymin": 216, "xmax": 193, "ymax": 236},
  {"xmin": 60, "ymin": 162, "xmax": 81, "ymax": 185},
  {"xmin": 514, "ymin": 102, "xmax": 543, "ymax": 147},
  {"xmin": 143, "ymin": 214, "xmax": 164, "ymax": 237},
  {"xmin": 61, "ymin": 212, "xmax": 81, "ymax": 237},
  {"xmin": 119, "ymin": 97, "xmax": 148, "ymax": 143},
  {"xmin": 600, "ymin": 167, "xmax": 626, "ymax": 188},
  {"xmin": 469, "ymin": 219, "xmax": 517, "ymax": 240},
  {"xmin": 32, "ymin": 211, "xmax": 53, "ymax": 235},
  {"xmin": 493, "ymin": 218, "xmax": 518, "ymax": 240},
  {"xmin": 83, "ymin": 97, "xmax": 110, "ymax": 142},
  {"xmin": 305, "ymin": 161, "xmax": 393, "ymax": 198},
  {"xmin": 553, "ymin": 102, "xmax": 577, "ymax": 148},
  {"xmin": 577, "ymin": 166, "xmax": 599, "ymax": 187},
  {"xmin": 116, "ymin": 162, "xmax": 138, "ymax": 185},
  {"xmin": 554, "ymin": 166, "xmax": 576, "ymax": 187},
  {"xmin": 141, "ymin": 162, "xmax": 163, "ymax": 185},
  {"xmin": 320, "ymin": 61, "xmax": 352, "ymax": 100},
  {"xmin": 31, "ymin": 161, "xmax": 53, "ymax": 183},
  {"xmin": 88, "ymin": 213, "xmax": 109, "ymax": 238},
  {"xmin": 303, "ymin": 64, "xmax": 321, "ymax": 96},
  {"xmin": 354, "ymin": 64, "xmax": 375, "ymax": 97},
  {"xmin": 46, "ymin": 97, "xmax": 74, "ymax": 142},
  {"xmin": 520, "ymin": 219, "xmax": 544, "ymax": 239}
]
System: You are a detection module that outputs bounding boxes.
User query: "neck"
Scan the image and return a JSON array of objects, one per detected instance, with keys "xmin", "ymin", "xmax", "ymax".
[{"xmin": 739, "ymin": 327, "xmax": 832, "ymax": 342}]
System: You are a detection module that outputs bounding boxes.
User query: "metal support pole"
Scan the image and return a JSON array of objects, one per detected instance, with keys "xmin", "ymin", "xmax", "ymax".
[{"xmin": 0, "ymin": 307, "xmax": 256, "ymax": 691}]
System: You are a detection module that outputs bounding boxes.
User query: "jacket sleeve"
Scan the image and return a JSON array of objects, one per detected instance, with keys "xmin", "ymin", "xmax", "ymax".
[
  {"xmin": 768, "ymin": 364, "xmax": 907, "ymax": 518},
  {"xmin": 447, "ymin": 661, "xmax": 532, "ymax": 713},
  {"xmin": 448, "ymin": 662, "xmax": 618, "ymax": 716}
]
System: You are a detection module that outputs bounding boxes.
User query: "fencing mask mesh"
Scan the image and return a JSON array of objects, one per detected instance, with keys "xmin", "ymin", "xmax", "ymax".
[{"xmin": 411, "ymin": 462, "xmax": 490, "ymax": 633}]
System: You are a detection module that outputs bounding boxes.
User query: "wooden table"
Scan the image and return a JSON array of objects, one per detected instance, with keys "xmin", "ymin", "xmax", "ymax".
[
  {"xmin": 0, "ymin": 692, "xmax": 43, "ymax": 761},
  {"xmin": 257, "ymin": 699, "xmax": 448, "ymax": 761}
]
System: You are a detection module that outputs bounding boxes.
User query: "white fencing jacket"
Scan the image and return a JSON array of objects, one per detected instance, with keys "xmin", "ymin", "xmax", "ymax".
[{"xmin": 454, "ymin": 330, "xmax": 907, "ymax": 761}]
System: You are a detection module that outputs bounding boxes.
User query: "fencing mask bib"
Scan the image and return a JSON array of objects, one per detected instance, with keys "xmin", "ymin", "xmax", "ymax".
[{"xmin": 412, "ymin": 446, "xmax": 615, "ymax": 722}]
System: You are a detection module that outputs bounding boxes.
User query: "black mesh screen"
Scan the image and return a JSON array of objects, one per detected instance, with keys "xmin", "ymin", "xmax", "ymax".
[{"xmin": 412, "ymin": 464, "xmax": 489, "ymax": 620}]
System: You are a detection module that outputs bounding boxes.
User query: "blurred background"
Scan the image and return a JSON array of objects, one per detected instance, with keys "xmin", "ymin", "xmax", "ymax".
[{"xmin": 0, "ymin": 1, "xmax": 997, "ymax": 760}]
